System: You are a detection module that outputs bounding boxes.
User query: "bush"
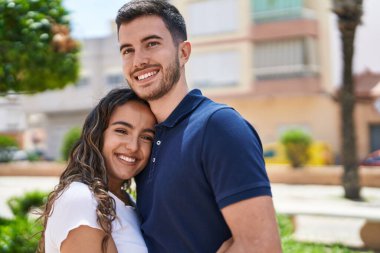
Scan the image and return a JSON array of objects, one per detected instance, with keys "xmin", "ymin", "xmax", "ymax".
[
  {"xmin": 60, "ymin": 127, "xmax": 81, "ymax": 161},
  {"xmin": 0, "ymin": 191, "xmax": 47, "ymax": 253},
  {"xmin": 0, "ymin": 217, "xmax": 42, "ymax": 253},
  {"xmin": 0, "ymin": 135, "xmax": 18, "ymax": 163},
  {"xmin": 281, "ymin": 129, "xmax": 312, "ymax": 168},
  {"xmin": 7, "ymin": 191, "xmax": 47, "ymax": 218}
]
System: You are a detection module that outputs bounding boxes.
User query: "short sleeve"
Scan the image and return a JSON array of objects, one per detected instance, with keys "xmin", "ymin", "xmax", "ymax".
[
  {"xmin": 45, "ymin": 182, "xmax": 101, "ymax": 250},
  {"xmin": 201, "ymin": 108, "xmax": 272, "ymax": 209}
]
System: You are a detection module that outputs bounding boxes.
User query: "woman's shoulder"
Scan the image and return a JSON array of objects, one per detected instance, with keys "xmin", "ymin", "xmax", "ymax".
[
  {"xmin": 65, "ymin": 181, "xmax": 91, "ymax": 195},
  {"xmin": 55, "ymin": 182, "xmax": 97, "ymax": 208},
  {"xmin": 46, "ymin": 182, "xmax": 102, "ymax": 250}
]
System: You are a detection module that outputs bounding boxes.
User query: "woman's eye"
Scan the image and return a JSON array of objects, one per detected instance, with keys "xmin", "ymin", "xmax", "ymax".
[
  {"xmin": 141, "ymin": 135, "xmax": 154, "ymax": 142},
  {"xmin": 115, "ymin": 129, "xmax": 128, "ymax": 135}
]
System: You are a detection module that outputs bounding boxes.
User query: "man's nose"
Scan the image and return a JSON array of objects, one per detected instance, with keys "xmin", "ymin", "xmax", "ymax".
[{"xmin": 133, "ymin": 50, "xmax": 149, "ymax": 69}]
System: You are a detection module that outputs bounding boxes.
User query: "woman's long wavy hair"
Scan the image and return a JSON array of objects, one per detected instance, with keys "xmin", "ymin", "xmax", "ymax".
[{"xmin": 37, "ymin": 88, "xmax": 148, "ymax": 253}]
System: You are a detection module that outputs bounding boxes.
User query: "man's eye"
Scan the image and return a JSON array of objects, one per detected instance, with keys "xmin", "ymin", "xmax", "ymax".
[
  {"xmin": 122, "ymin": 48, "xmax": 134, "ymax": 55},
  {"xmin": 147, "ymin": 41, "xmax": 159, "ymax": 47}
]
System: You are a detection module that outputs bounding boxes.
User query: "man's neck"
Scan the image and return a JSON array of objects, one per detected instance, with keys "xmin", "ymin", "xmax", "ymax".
[{"xmin": 149, "ymin": 79, "xmax": 189, "ymax": 123}]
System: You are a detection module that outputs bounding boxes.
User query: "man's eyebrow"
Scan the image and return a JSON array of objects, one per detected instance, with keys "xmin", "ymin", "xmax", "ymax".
[
  {"xmin": 141, "ymin": 35, "xmax": 163, "ymax": 43},
  {"xmin": 119, "ymin": 35, "xmax": 163, "ymax": 52},
  {"xmin": 119, "ymin": 43, "xmax": 132, "ymax": 52}
]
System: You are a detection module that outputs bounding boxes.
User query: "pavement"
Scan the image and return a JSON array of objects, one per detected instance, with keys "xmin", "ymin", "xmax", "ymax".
[
  {"xmin": 1, "ymin": 176, "xmax": 380, "ymax": 250},
  {"xmin": 272, "ymin": 184, "xmax": 380, "ymax": 249}
]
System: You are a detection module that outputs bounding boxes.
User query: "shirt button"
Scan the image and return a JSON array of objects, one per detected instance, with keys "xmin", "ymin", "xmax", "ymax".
[
  {"xmin": 156, "ymin": 140, "xmax": 161, "ymax": 145},
  {"xmin": 152, "ymin": 158, "xmax": 156, "ymax": 163}
]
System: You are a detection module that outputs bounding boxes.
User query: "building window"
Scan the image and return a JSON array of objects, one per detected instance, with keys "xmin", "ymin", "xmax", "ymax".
[
  {"xmin": 188, "ymin": 0, "xmax": 238, "ymax": 36},
  {"xmin": 188, "ymin": 51, "xmax": 240, "ymax": 88},
  {"xmin": 251, "ymin": 0, "xmax": 314, "ymax": 23},
  {"xmin": 106, "ymin": 73, "xmax": 127, "ymax": 87},
  {"xmin": 370, "ymin": 124, "xmax": 380, "ymax": 152},
  {"xmin": 254, "ymin": 38, "xmax": 319, "ymax": 80}
]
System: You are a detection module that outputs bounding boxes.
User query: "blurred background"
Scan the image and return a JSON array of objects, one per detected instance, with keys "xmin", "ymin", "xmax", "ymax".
[
  {"xmin": 1, "ymin": 0, "xmax": 379, "ymax": 163},
  {"xmin": 0, "ymin": 0, "xmax": 380, "ymax": 252}
]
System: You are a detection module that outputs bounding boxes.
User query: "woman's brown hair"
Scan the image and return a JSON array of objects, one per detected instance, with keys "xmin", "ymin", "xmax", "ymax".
[{"xmin": 37, "ymin": 88, "xmax": 148, "ymax": 252}]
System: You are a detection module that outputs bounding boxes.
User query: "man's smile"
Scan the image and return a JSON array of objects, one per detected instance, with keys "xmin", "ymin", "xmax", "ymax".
[{"xmin": 137, "ymin": 71, "xmax": 158, "ymax": 81}]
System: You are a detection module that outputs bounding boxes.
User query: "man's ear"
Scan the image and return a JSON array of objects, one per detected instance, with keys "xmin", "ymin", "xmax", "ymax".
[{"xmin": 178, "ymin": 41, "xmax": 191, "ymax": 67}]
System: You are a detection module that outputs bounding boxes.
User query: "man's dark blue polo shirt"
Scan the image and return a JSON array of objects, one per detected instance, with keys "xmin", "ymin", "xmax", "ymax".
[{"xmin": 135, "ymin": 89, "xmax": 271, "ymax": 253}]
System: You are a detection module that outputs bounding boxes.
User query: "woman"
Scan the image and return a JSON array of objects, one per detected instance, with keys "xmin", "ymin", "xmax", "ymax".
[{"xmin": 38, "ymin": 88, "xmax": 156, "ymax": 253}]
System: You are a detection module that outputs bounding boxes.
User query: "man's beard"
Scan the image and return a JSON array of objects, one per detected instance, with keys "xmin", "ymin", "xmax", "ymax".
[{"xmin": 131, "ymin": 54, "xmax": 181, "ymax": 101}]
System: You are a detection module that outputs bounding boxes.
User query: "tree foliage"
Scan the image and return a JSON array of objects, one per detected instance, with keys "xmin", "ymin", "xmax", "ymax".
[
  {"xmin": 60, "ymin": 126, "xmax": 81, "ymax": 161},
  {"xmin": 0, "ymin": 135, "xmax": 18, "ymax": 163},
  {"xmin": 333, "ymin": 0, "xmax": 363, "ymax": 200},
  {"xmin": 0, "ymin": 0, "xmax": 80, "ymax": 94}
]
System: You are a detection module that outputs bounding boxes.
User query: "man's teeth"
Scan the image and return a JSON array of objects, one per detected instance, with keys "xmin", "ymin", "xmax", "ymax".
[
  {"xmin": 118, "ymin": 155, "xmax": 136, "ymax": 163},
  {"xmin": 137, "ymin": 71, "xmax": 157, "ymax": 81}
]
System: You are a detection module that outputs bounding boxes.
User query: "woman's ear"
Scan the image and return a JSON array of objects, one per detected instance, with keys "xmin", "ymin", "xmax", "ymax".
[{"xmin": 178, "ymin": 41, "xmax": 191, "ymax": 67}]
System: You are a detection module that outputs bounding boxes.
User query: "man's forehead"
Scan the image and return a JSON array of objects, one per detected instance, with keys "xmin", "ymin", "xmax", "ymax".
[
  {"xmin": 118, "ymin": 16, "xmax": 170, "ymax": 42},
  {"xmin": 120, "ymin": 16, "xmax": 167, "ymax": 34}
]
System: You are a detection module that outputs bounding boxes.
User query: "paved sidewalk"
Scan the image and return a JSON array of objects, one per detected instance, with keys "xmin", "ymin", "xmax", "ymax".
[
  {"xmin": 272, "ymin": 184, "xmax": 380, "ymax": 248},
  {"xmin": 1, "ymin": 176, "xmax": 380, "ymax": 249},
  {"xmin": 0, "ymin": 176, "xmax": 59, "ymax": 218}
]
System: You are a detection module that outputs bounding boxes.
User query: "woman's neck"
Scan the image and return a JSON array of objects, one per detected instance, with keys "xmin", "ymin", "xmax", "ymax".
[
  {"xmin": 110, "ymin": 188, "xmax": 132, "ymax": 206},
  {"xmin": 109, "ymin": 180, "xmax": 131, "ymax": 206}
]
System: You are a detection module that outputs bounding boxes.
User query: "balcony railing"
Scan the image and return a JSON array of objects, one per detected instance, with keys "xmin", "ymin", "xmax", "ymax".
[
  {"xmin": 251, "ymin": 0, "xmax": 315, "ymax": 23},
  {"xmin": 254, "ymin": 64, "xmax": 319, "ymax": 80}
]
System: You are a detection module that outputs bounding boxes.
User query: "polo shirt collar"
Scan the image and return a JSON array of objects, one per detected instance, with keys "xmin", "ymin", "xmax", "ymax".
[{"xmin": 159, "ymin": 89, "xmax": 206, "ymax": 128}]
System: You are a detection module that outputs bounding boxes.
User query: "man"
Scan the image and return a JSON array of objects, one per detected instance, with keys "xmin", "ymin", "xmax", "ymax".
[{"xmin": 115, "ymin": 0, "xmax": 282, "ymax": 252}]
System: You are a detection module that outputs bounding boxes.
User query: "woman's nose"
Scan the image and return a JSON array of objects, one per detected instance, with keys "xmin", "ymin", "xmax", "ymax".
[{"xmin": 126, "ymin": 137, "xmax": 139, "ymax": 152}]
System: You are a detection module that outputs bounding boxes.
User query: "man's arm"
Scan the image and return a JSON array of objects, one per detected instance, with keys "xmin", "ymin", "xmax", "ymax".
[{"xmin": 220, "ymin": 196, "xmax": 282, "ymax": 253}]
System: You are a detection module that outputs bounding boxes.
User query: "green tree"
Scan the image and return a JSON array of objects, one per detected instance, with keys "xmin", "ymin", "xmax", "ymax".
[
  {"xmin": 0, "ymin": 0, "xmax": 80, "ymax": 94},
  {"xmin": 281, "ymin": 129, "xmax": 312, "ymax": 168},
  {"xmin": 333, "ymin": 0, "xmax": 363, "ymax": 200},
  {"xmin": 0, "ymin": 135, "xmax": 18, "ymax": 162},
  {"xmin": 60, "ymin": 126, "xmax": 81, "ymax": 161}
]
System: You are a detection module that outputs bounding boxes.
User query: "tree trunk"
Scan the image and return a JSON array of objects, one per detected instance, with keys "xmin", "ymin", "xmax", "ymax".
[{"xmin": 333, "ymin": 0, "xmax": 363, "ymax": 200}]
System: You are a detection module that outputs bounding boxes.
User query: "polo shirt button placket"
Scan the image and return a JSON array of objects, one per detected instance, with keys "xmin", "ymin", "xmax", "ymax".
[{"xmin": 148, "ymin": 136, "xmax": 162, "ymax": 181}]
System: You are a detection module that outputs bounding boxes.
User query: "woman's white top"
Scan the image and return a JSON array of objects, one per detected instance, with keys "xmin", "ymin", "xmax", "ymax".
[{"xmin": 45, "ymin": 182, "xmax": 147, "ymax": 253}]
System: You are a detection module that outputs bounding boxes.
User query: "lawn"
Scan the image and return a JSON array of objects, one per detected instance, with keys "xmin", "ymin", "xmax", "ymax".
[{"xmin": 278, "ymin": 214, "xmax": 374, "ymax": 253}]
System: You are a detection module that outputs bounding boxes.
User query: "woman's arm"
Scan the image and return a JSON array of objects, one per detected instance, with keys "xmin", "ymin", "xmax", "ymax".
[
  {"xmin": 216, "ymin": 238, "xmax": 233, "ymax": 253},
  {"xmin": 61, "ymin": 225, "xmax": 117, "ymax": 253}
]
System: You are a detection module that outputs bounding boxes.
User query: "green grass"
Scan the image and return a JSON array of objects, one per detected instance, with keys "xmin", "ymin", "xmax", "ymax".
[
  {"xmin": 277, "ymin": 215, "xmax": 374, "ymax": 253},
  {"xmin": 0, "ymin": 190, "xmax": 375, "ymax": 253}
]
